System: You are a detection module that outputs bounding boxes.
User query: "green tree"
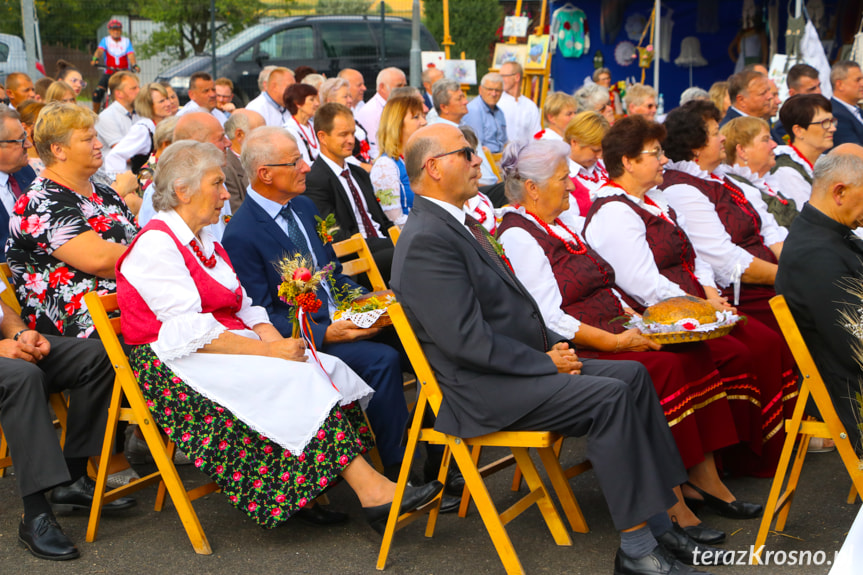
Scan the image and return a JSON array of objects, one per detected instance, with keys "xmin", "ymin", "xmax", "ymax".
[
  {"xmin": 0, "ymin": 0, "xmax": 131, "ymax": 52},
  {"xmin": 315, "ymin": 0, "xmax": 374, "ymax": 15},
  {"xmin": 138, "ymin": 0, "xmax": 268, "ymax": 63},
  {"xmin": 423, "ymin": 0, "xmax": 502, "ymax": 83}
]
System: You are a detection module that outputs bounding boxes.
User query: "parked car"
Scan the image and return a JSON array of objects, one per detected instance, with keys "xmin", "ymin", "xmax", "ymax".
[
  {"xmin": 0, "ymin": 33, "xmax": 44, "ymax": 85},
  {"xmin": 156, "ymin": 15, "xmax": 439, "ymax": 105}
]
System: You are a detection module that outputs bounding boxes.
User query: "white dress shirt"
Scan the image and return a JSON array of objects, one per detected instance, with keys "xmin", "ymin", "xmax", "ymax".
[
  {"xmin": 585, "ymin": 184, "xmax": 717, "ymax": 308},
  {"xmin": 354, "ymin": 93, "xmax": 387, "ymax": 159},
  {"xmin": 660, "ymin": 161, "xmax": 759, "ymax": 288},
  {"xmin": 177, "ymin": 100, "xmax": 228, "ymax": 126},
  {"xmin": 713, "ymin": 164, "xmax": 788, "ymax": 246},
  {"xmin": 497, "ymin": 91, "xmax": 542, "ymax": 143},
  {"xmin": 120, "ymin": 209, "xmax": 372, "ymax": 452},
  {"xmin": 537, "ymin": 129, "xmax": 564, "ymax": 142},
  {"xmin": 0, "ymin": 172, "xmax": 17, "ymax": 216},
  {"xmin": 764, "ymin": 145, "xmax": 813, "ymax": 211},
  {"xmin": 97, "ymin": 101, "xmax": 139, "ymax": 149},
  {"xmin": 246, "ymin": 93, "xmax": 290, "ymax": 127},
  {"xmin": 138, "ymin": 181, "xmax": 231, "ymax": 241},
  {"xmin": 317, "ymin": 152, "xmax": 383, "ymax": 238},
  {"xmin": 104, "ymin": 118, "xmax": 156, "ymax": 177}
]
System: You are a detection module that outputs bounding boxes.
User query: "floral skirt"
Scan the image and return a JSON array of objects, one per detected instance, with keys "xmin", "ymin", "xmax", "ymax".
[{"xmin": 130, "ymin": 345, "xmax": 374, "ymax": 528}]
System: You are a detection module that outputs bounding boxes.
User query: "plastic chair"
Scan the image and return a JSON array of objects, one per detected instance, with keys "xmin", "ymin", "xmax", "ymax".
[
  {"xmin": 83, "ymin": 291, "xmax": 218, "ymax": 554},
  {"xmin": 751, "ymin": 295, "xmax": 863, "ymax": 564},
  {"xmin": 377, "ymin": 303, "xmax": 590, "ymax": 575}
]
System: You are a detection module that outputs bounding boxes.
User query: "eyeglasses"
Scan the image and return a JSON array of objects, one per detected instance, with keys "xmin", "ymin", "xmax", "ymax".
[
  {"xmin": 639, "ymin": 146, "xmax": 664, "ymax": 159},
  {"xmin": 264, "ymin": 161, "xmax": 300, "ymax": 168},
  {"xmin": 809, "ymin": 117, "xmax": 838, "ymax": 130},
  {"xmin": 0, "ymin": 136, "xmax": 27, "ymax": 147},
  {"xmin": 481, "ymin": 86, "xmax": 503, "ymax": 94},
  {"xmin": 426, "ymin": 146, "xmax": 474, "ymax": 165},
  {"xmin": 499, "ymin": 73, "xmax": 518, "ymax": 78}
]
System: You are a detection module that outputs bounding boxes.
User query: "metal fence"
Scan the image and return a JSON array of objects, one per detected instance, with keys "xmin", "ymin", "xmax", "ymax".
[{"xmin": 1, "ymin": 0, "xmax": 540, "ymax": 101}]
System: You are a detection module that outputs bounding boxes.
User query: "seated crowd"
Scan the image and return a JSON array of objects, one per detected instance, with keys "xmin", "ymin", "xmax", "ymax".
[{"xmin": 1, "ymin": 56, "xmax": 863, "ymax": 575}]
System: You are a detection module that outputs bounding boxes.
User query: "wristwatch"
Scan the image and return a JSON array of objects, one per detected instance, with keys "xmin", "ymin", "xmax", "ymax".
[{"xmin": 13, "ymin": 329, "xmax": 32, "ymax": 341}]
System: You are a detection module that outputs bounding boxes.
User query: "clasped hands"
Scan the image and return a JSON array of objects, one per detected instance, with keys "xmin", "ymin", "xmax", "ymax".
[
  {"xmin": 547, "ymin": 342, "xmax": 582, "ymax": 375},
  {"xmin": 0, "ymin": 330, "xmax": 51, "ymax": 363}
]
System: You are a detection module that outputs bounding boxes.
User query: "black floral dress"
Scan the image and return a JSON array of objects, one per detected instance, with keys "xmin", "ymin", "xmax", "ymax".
[
  {"xmin": 130, "ymin": 345, "xmax": 374, "ymax": 528},
  {"xmin": 6, "ymin": 178, "xmax": 138, "ymax": 338}
]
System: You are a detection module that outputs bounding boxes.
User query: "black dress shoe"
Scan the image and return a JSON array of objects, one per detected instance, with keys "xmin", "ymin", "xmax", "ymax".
[
  {"xmin": 614, "ymin": 545, "xmax": 713, "ymax": 575},
  {"xmin": 683, "ymin": 481, "xmax": 763, "ymax": 520},
  {"xmin": 294, "ymin": 504, "xmax": 348, "ymax": 525},
  {"xmin": 18, "ymin": 513, "xmax": 80, "ymax": 561},
  {"xmin": 681, "ymin": 524, "xmax": 726, "ymax": 545},
  {"xmin": 424, "ymin": 458, "xmax": 466, "ymax": 497},
  {"xmin": 363, "ymin": 480, "xmax": 443, "ymax": 534},
  {"xmin": 50, "ymin": 476, "xmax": 137, "ymax": 514},
  {"xmin": 657, "ymin": 523, "xmax": 722, "ymax": 565},
  {"xmin": 438, "ymin": 495, "xmax": 461, "ymax": 514}
]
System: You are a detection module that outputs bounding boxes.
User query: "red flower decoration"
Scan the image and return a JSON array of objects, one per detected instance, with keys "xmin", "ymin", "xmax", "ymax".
[{"xmin": 681, "ymin": 322, "xmax": 697, "ymax": 331}]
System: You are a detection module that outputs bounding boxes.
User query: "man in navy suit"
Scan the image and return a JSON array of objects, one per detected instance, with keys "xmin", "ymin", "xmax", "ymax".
[
  {"xmin": 0, "ymin": 106, "xmax": 36, "ymax": 260},
  {"xmin": 304, "ymin": 104, "xmax": 395, "ymax": 285},
  {"xmin": 720, "ymin": 70, "xmax": 773, "ymax": 134},
  {"xmin": 221, "ymin": 126, "xmax": 408, "ymax": 476},
  {"xmin": 830, "ymin": 61, "xmax": 863, "ymax": 147}
]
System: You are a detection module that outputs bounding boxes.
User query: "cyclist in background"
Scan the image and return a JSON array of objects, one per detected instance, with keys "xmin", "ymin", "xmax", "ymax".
[{"xmin": 91, "ymin": 19, "xmax": 140, "ymax": 112}]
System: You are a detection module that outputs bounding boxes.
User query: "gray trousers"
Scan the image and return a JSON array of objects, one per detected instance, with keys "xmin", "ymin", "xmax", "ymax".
[
  {"xmin": 507, "ymin": 358, "xmax": 686, "ymax": 531},
  {"xmin": 0, "ymin": 335, "xmax": 114, "ymax": 496}
]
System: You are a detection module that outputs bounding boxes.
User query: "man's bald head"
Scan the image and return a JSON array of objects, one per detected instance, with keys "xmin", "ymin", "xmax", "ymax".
[
  {"xmin": 810, "ymin": 143, "xmax": 863, "ymax": 227},
  {"xmin": 174, "ymin": 112, "xmax": 230, "ymax": 153},
  {"xmin": 405, "ymin": 123, "xmax": 481, "ymax": 206},
  {"xmin": 225, "ymin": 108, "xmax": 265, "ymax": 153},
  {"xmin": 5, "ymin": 73, "xmax": 35, "ymax": 107}
]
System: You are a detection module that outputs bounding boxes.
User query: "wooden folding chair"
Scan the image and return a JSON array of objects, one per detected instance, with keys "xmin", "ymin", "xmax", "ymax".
[
  {"xmin": 388, "ymin": 226, "xmax": 400, "ymax": 246},
  {"xmin": 377, "ymin": 303, "xmax": 589, "ymax": 575},
  {"xmin": 332, "ymin": 233, "xmax": 387, "ymax": 292},
  {"xmin": 0, "ymin": 264, "xmax": 69, "ymax": 478},
  {"xmin": 751, "ymin": 295, "xmax": 863, "ymax": 564},
  {"xmin": 83, "ymin": 291, "xmax": 219, "ymax": 554},
  {"xmin": 484, "ymin": 148, "xmax": 503, "ymax": 181}
]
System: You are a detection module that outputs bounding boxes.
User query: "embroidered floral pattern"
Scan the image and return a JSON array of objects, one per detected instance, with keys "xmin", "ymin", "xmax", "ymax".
[
  {"xmin": 6, "ymin": 178, "xmax": 138, "ymax": 337},
  {"xmin": 130, "ymin": 345, "xmax": 372, "ymax": 528}
]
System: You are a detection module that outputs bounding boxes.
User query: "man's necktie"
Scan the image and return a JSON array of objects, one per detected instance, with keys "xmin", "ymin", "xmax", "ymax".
[
  {"xmin": 8, "ymin": 176, "xmax": 22, "ymax": 199},
  {"xmin": 279, "ymin": 202, "xmax": 313, "ymax": 261},
  {"xmin": 465, "ymin": 214, "xmax": 512, "ymax": 278},
  {"xmin": 340, "ymin": 168, "xmax": 380, "ymax": 239}
]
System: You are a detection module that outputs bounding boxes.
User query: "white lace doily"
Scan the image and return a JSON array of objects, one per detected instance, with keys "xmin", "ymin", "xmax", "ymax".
[{"xmin": 339, "ymin": 308, "xmax": 388, "ymax": 328}]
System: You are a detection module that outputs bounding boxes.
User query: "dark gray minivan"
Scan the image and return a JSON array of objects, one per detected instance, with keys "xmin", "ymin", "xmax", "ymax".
[{"xmin": 156, "ymin": 15, "xmax": 439, "ymax": 105}]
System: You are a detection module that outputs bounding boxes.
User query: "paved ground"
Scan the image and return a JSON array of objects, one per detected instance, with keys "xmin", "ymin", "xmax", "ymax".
[{"xmin": 0, "ymin": 435, "xmax": 856, "ymax": 575}]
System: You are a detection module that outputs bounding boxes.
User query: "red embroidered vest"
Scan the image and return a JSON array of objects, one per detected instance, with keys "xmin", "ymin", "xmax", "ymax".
[
  {"xmin": 115, "ymin": 219, "xmax": 247, "ymax": 345},
  {"xmin": 658, "ymin": 169, "xmax": 777, "ymax": 264},
  {"xmin": 499, "ymin": 213, "xmax": 628, "ymax": 333},
  {"xmin": 584, "ymin": 195, "xmax": 706, "ymax": 312}
]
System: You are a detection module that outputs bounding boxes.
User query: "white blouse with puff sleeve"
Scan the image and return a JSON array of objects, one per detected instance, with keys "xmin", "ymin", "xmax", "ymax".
[
  {"xmin": 120, "ymin": 210, "xmax": 373, "ymax": 453},
  {"xmin": 585, "ymin": 184, "xmax": 717, "ymax": 308}
]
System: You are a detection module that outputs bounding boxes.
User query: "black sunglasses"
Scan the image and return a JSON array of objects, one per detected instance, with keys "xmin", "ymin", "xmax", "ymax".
[{"xmin": 428, "ymin": 146, "xmax": 474, "ymax": 163}]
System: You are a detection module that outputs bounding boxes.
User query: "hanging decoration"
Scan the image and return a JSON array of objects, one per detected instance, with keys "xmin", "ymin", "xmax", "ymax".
[
  {"xmin": 635, "ymin": 5, "xmax": 657, "ymax": 83},
  {"xmin": 675, "ymin": 37, "xmax": 709, "ymax": 88},
  {"xmin": 614, "ymin": 41, "xmax": 638, "ymax": 67}
]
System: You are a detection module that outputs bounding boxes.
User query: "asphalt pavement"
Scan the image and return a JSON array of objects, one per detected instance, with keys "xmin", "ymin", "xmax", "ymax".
[{"xmin": 0, "ymin": 435, "xmax": 857, "ymax": 575}]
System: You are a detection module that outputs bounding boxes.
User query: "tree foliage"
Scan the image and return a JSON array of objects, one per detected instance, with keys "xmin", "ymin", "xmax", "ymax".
[
  {"xmin": 423, "ymin": 0, "xmax": 502, "ymax": 83},
  {"xmin": 315, "ymin": 0, "xmax": 374, "ymax": 15},
  {"xmin": 137, "ymin": 0, "xmax": 268, "ymax": 62},
  {"xmin": 0, "ymin": 0, "xmax": 131, "ymax": 51}
]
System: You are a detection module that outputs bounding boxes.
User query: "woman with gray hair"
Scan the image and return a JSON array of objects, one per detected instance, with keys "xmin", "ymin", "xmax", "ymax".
[
  {"xmin": 497, "ymin": 138, "xmax": 758, "ymax": 549},
  {"xmin": 116, "ymin": 140, "xmax": 441, "ymax": 531},
  {"xmin": 574, "ymin": 83, "xmax": 614, "ymax": 125}
]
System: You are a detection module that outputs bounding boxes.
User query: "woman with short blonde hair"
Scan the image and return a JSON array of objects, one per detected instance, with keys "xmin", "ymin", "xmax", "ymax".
[
  {"xmin": 562, "ymin": 111, "xmax": 610, "ymax": 220},
  {"xmin": 538, "ymin": 91, "xmax": 577, "ymax": 141},
  {"xmin": 44, "ymin": 81, "xmax": 76, "ymax": 104}
]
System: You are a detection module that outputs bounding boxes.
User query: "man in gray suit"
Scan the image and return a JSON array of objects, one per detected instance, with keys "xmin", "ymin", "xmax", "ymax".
[{"xmin": 391, "ymin": 123, "xmax": 714, "ymax": 575}]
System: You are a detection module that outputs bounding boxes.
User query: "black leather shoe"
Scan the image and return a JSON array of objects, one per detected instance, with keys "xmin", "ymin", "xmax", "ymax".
[
  {"xmin": 657, "ymin": 523, "xmax": 722, "ymax": 565},
  {"xmin": 681, "ymin": 524, "xmax": 726, "ymax": 545},
  {"xmin": 438, "ymin": 495, "xmax": 461, "ymax": 514},
  {"xmin": 424, "ymin": 458, "xmax": 466, "ymax": 497},
  {"xmin": 294, "ymin": 504, "xmax": 348, "ymax": 526},
  {"xmin": 363, "ymin": 480, "xmax": 443, "ymax": 534},
  {"xmin": 50, "ymin": 476, "xmax": 137, "ymax": 514},
  {"xmin": 614, "ymin": 545, "xmax": 713, "ymax": 575},
  {"xmin": 683, "ymin": 481, "xmax": 763, "ymax": 520},
  {"xmin": 18, "ymin": 513, "xmax": 80, "ymax": 561}
]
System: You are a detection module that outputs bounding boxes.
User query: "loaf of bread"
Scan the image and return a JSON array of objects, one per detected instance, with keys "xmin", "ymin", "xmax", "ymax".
[{"xmin": 642, "ymin": 295, "xmax": 716, "ymax": 326}]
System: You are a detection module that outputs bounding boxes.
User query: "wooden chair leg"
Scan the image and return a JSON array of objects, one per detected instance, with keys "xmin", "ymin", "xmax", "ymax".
[
  {"xmin": 750, "ymin": 384, "xmax": 811, "ymax": 565},
  {"xmin": 86, "ymin": 376, "xmax": 124, "ymax": 544},
  {"xmin": 510, "ymin": 465, "xmax": 523, "ymax": 492},
  {"xmin": 377, "ymin": 393, "xmax": 429, "ymax": 570},
  {"xmin": 0, "ymin": 423, "xmax": 9, "ymax": 479},
  {"xmin": 449, "ymin": 438, "xmax": 526, "ymax": 575},
  {"xmin": 847, "ymin": 484, "xmax": 858, "ymax": 504},
  {"xmin": 458, "ymin": 444, "xmax": 483, "ymax": 517},
  {"xmin": 537, "ymin": 446, "xmax": 589, "ymax": 533},
  {"xmin": 775, "ymin": 432, "xmax": 812, "ymax": 532},
  {"xmin": 509, "ymin": 447, "xmax": 572, "ymax": 546}
]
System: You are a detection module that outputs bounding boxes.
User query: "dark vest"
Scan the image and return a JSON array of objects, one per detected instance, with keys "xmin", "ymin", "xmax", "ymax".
[
  {"xmin": 584, "ymin": 194, "xmax": 706, "ymax": 312},
  {"xmin": 658, "ymin": 169, "xmax": 777, "ymax": 264},
  {"xmin": 725, "ymin": 172, "xmax": 798, "ymax": 229},
  {"xmin": 770, "ymin": 153, "xmax": 812, "ymax": 185},
  {"xmin": 498, "ymin": 212, "xmax": 627, "ymax": 333}
]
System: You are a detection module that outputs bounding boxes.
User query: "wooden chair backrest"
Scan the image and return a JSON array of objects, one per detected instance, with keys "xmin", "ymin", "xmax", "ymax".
[
  {"xmin": 388, "ymin": 226, "xmax": 400, "ymax": 246},
  {"xmin": 332, "ymin": 233, "xmax": 387, "ymax": 292},
  {"xmin": 0, "ymin": 263, "xmax": 21, "ymax": 314},
  {"xmin": 388, "ymin": 302, "xmax": 444, "ymax": 415},
  {"xmin": 484, "ymin": 149, "xmax": 502, "ymax": 181}
]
